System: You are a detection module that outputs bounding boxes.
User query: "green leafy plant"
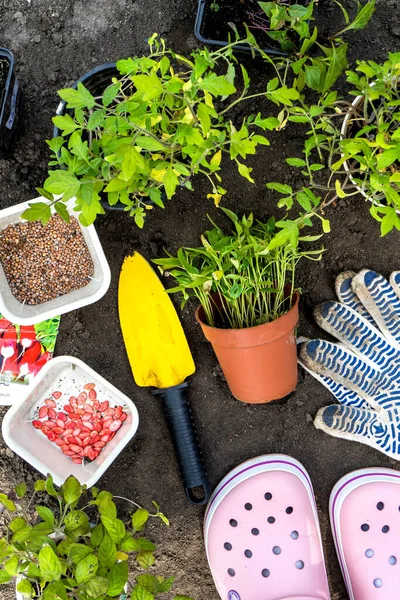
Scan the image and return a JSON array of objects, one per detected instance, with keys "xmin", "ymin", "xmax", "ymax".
[
  {"xmin": 154, "ymin": 208, "xmax": 325, "ymax": 329},
  {"xmin": 24, "ymin": 33, "xmax": 295, "ymax": 228},
  {"xmin": 268, "ymin": 52, "xmax": 400, "ymax": 236},
  {"xmin": 0, "ymin": 476, "xmax": 192, "ymax": 600},
  {"xmin": 210, "ymin": 2, "xmax": 220, "ymax": 11},
  {"xmin": 254, "ymin": 0, "xmax": 376, "ymax": 93}
]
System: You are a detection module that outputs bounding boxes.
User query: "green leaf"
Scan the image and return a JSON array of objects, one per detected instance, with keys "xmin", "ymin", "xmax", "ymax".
[
  {"xmin": 377, "ymin": 148, "xmax": 398, "ymax": 170},
  {"xmin": 34, "ymin": 480, "xmax": 46, "ymax": 492},
  {"xmin": 158, "ymin": 577, "xmax": 175, "ymax": 593},
  {"xmin": 0, "ymin": 495, "xmax": 17, "ymax": 512},
  {"xmin": 98, "ymin": 532, "xmax": 117, "ymax": 568},
  {"xmin": 102, "ymin": 83, "xmax": 120, "ymax": 107},
  {"xmin": 104, "ymin": 178, "xmax": 128, "ymax": 192},
  {"xmin": 135, "ymin": 136, "xmax": 165, "ymax": 152},
  {"xmin": 68, "ymin": 130, "xmax": 89, "ymax": 160},
  {"xmin": 65, "ymin": 510, "xmax": 89, "ymax": 531},
  {"xmin": 322, "ymin": 218, "xmax": 331, "ymax": 233},
  {"xmin": 131, "ymin": 586, "xmax": 154, "ymax": 600},
  {"xmin": 85, "ymin": 576, "xmax": 110, "ymax": 598},
  {"xmin": 132, "ymin": 508, "xmax": 149, "ymax": 531},
  {"xmin": 267, "ymin": 86, "xmax": 299, "ymax": 106},
  {"xmin": 324, "ymin": 44, "xmax": 348, "ymax": 93},
  {"xmin": 163, "ymin": 169, "xmax": 179, "ymax": 199},
  {"xmin": 237, "ymin": 161, "xmax": 255, "ymax": 183},
  {"xmin": 252, "ymin": 114, "xmax": 279, "ymax": 130},
  {"xmin": 304, "ymin": 64, "xmax": 325, "ymax": 93},
  {"xmin": 87, "ymin": 109, "xmax": 107, "ymax": 130},
  {"xmin": 199, "ymin": 73, "xmax": 236, "ymax": 97},
  {"xmin": 75, "ymin": 553, "xmax": 99, "ymax": 584},
  {"xmin": 54, "ymin": 202, "xmax": 71, "ymax": 223},
  {"xmin": 58, "ymin": 82, "xmax": 95, "ymax": 109},
  {"xmin": 286, "ymin": 157, "xmax": 306, "ymax": 167},
  {"xmin": 68, "ymin": 543, "xmax": 94, "ymax": 564},
  {"xmin": 36, "ymin": 505, "xmax": 55, "ymax": 525},
  {"xmin": 90, "ymin": 524, "xmax": 104, "ymax": 547},
  {"xmin": 107, "ymin": 561, "xmax": 128, "ymax": 597},
  {"xmin": 21, "ymin": 202, "xmax": 52, "ymax": 226},
  {"xmin": 136, "ymin": 575, "xmax": 163, "ymax": 594},
  {"xmin": 17, "ymin": 579, "xmax": 34, "ymax": 598},
  {"xmin": 15, "ymin": 483, "xmax": 27, "ymax": 499},
  {"xmin": 121, "ymin": 147, "xmax": 146, "ymax": 181},
  {"xmin": 339, "ymin": 0, "xmax": 376, "ymax": 34},
  {"xmin": 11, "ymin": 526, "xmax": 32, "ymax": 543},
  {"xmin": 136, "ymin": 551, "xmax": 155, "ymax": 569},
  {"xmin": 0, "ymin": 570, "xmax": 11, "ymax": 584},
  {"xmin": 4, "ymin": 556, "xmax": 19, "ymax": 576},
  {"xmin": 62, "ymin": 476, "xmax": 82, "ymax": 505},
  {"xmin": 100, "ymin": 516, "xmax": 126, "ymax": 543},
  {"xmin": 44, "ymin": 171, "xmax": 81, "ymax": 200},
  {"xmin": 266, "ymin": 182, "xmax": 293, "ymax": 194},
  {"xmin": 52, "ymin": 114, "xmax": 80, "ymax": 136},
  {"xmin": 147, "ymin": 187, "xmax": 164, "ymax": 208},
  {"xmin": 35, "ymin": 187, "xmax": 54, "ymax": 202},
  {"xmin": 39, "ymin": 545, "xmax": 62, "ymax": 582},
  {"xmin": 197, "ymin": 103, "xmax": 213, "ymax": 135},
  {"xmin": 10, "ymin": 516, "xmax": 26, "ymax": 533},
  {"xmin": 132, "ymin": 73, "xmax": 163, "ymax": 101}
]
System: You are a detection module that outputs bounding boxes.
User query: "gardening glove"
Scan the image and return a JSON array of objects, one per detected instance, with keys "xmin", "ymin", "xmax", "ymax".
[{"xmin": 299, "ymin": 269, "xmax": 400, "ymax": 460}]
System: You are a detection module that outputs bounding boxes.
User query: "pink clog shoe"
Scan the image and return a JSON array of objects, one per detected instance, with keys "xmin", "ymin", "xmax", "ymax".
[
  {"xmin": 204, "ymin": 455, "xmax": 331, "ymax": 600},
  {"xmin": 331, "ymin": 467, "xmax": 400, "ymax": 599}
]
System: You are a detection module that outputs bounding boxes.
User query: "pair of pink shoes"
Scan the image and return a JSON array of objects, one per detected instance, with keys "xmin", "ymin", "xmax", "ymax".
[{"xmin": 205, "ymin": 455, "xmax": 400, "ymax": 599}]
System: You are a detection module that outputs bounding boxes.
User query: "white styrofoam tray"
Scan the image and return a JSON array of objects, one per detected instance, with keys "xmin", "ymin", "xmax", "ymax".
[
  {"xmin": 2, "ymin": 356, "xmax": 139, "ymax": 487},
  {"xmin": 0, "ymin": 197, "xmax": 111, "ymax": 324}
]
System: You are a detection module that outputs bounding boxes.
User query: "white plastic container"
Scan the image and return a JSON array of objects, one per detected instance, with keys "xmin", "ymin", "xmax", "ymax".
[
  {"xmin": 0, "ymin": 197, "xmax": 111, "ymax": 324},
  {"xmin": 2, "ymin": 356, "xmax": 139, "ymax": 488}
]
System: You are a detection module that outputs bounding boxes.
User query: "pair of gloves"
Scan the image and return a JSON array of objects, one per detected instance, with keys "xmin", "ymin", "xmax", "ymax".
[{"xmin": 300, "ymin": 269, "xmax": 400, "ymax": 460}]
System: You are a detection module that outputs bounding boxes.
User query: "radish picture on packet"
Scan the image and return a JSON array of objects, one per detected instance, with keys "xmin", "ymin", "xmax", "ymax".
[{"xmin": 0, "ymin": 315, "xmax": 60, "ymax": 405}]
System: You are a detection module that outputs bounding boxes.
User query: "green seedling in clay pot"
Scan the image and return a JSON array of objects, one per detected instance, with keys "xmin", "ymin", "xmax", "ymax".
[
  {"xmin": 25, "ymin": 33, "xmax": 298, "ymax": 228},
  {"xmin": 154, "ymin": 208, "xmax": 325, "ymax": 404},
  {"xmin": 0, "ymin": 475, "xmax": 193, "ymax": 600}
]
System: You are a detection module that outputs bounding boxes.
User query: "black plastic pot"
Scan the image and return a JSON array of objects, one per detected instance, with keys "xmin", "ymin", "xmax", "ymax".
[
  {"xmin": 0, "ymin": 48, "xmax": 22, "ymax": 158},
  {"xmin": 194, "ymin": 0, "xmax": 309, "ymax": 57},
  {"xmin": 52, "ymin": 62, "xmax": 127, "ymax": 212}
]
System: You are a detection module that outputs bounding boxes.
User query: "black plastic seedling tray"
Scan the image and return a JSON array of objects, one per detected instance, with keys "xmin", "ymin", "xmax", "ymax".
[
  {"xmin": 0, "ymin": 48, "xmax": 21, "ymax": 158},
  {"xmin": 195, "ymin": 0, "xmax": 300, "ymax": 56}
]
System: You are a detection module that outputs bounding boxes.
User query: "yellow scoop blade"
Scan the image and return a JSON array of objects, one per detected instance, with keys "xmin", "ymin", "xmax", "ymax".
[{"xmin": 118, "ymin": 252, "xmax": 195, "ymax": 389}]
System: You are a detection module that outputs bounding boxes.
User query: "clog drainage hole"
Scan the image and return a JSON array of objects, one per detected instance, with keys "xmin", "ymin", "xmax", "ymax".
[
  {"xmin": 224, "ymin": 494, "xmax": 304, "ymax": 579},
  {"xmin": 361, "ymin": 501, "xmax": 398, "ymax": 590}
]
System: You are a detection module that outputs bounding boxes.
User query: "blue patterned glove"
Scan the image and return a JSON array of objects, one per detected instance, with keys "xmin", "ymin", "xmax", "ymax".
[{"xmin": 299, "ymin": 269, "xmax": 400, "ymax": 459}]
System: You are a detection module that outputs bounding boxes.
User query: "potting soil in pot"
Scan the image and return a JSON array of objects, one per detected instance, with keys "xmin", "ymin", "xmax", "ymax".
[
  {"xmin": 0, "ymin": 215, "xmax": 94, "ymax": 305},
  {"xmin": 200, "ymin": 0, "xmax": 299, "ymax": 49}
]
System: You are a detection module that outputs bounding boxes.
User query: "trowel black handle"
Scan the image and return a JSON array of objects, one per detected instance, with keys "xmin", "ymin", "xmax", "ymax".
[{"xmin": 154, "ymin": 383, "xmax": 210, "ymax": 505}]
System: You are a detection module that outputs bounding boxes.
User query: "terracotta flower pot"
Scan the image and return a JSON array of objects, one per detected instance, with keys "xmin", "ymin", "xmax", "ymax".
[{"xmin": 195, "ymin": 292, "xmax": 300, "ymax": 404}]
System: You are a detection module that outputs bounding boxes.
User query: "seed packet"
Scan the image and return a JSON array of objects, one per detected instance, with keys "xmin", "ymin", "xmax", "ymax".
[{"xmin": 0, "ymin": 315, "xmax": 60, "ymax": 405}]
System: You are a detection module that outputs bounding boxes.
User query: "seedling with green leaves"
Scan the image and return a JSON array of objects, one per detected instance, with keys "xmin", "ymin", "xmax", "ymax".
[
  {"xmin": 23, "ymin": 33, "xmax": 300, "ymax": 228},
  {"xmin": 256, "ymin": 0, "xmax": 376, "ymax": 94},
  {"xmin": 0, "ymin": 475, "xmax": 192, "ymax": 600},
  {"xmin": 268, "ymin": 52, "xmax": 400, "ymax": 236},
  {"xmin": 154, "ymin": 208, "xmax": 325, "ymax": 329}
]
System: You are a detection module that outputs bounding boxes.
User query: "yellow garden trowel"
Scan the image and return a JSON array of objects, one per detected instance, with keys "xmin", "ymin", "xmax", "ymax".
[{"xmin": 118, "ymin": 252, "xmax": 210, "ymax": 505}]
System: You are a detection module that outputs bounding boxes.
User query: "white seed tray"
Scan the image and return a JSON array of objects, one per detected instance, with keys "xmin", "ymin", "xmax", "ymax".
[
  {"xmin": 0, "ymin": 197, "xmax": 111, "ymax": 324},
  {"xmin": 2, "ymin": 356, "xmax": 139, "ymax": 487}
]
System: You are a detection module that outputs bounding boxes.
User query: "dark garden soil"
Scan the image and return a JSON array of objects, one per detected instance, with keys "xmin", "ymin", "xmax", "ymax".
[{"xmin": 0, "ymin": 1, "xmax": 399, "ymax": 598}]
